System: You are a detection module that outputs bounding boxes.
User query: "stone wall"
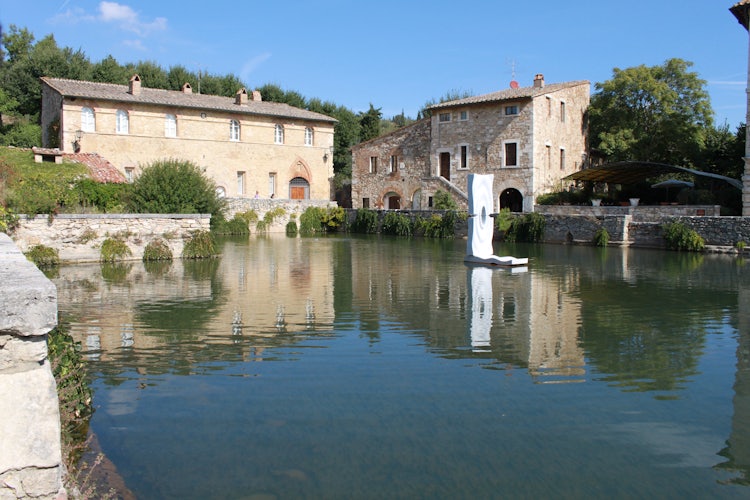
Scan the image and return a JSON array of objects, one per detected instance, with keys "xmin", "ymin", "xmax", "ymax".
[
  {"xmin": 0, "ymin": 234, "xmax": 64, "ymax": 500},
  {"xmin": 12, "ymin": 214, "xmax": 210, "ymax": 263}
]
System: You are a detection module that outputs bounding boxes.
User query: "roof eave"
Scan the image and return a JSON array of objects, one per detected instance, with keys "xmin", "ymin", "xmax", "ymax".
[{"xmin": 731, "ymin": 1, "xmax": 750, "ymax": 30}]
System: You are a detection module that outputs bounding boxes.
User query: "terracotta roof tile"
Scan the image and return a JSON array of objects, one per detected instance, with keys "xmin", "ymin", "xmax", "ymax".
[
  {"xmin": 41, "ymin": 77, "xmax": 337, "ymax": 123},
  {"xmin": 429, "ymin": 80, "xmax": 590, "ymax": 110},
  {"xmin": 65, "ymin": 153, "xmax": 128, "ymax": 184}
]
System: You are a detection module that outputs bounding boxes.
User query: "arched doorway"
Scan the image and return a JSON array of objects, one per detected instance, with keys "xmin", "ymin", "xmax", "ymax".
[
  {"xmin": 411, "ymin": 189, "xmax": 422, "ymax": 209},
  {"xmin": 500, "ymin": 188, "xmax": 523, "ymax": 212},
  {"xmin": 384, "ymin": 192, "xmax": 401, "ymax": 209},
  {"xmin": 289, "ymin": 177, "xmax": 309, "ymax": 199}
]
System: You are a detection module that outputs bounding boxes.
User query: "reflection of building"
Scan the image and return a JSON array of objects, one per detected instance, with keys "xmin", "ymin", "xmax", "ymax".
[
  {"xmin": 352, "ymin": 74, "xmax": 589, "ymax": 212},
  {"xmin": 41, "ymin": 75, "xmax": 336, "ymax": 200}
]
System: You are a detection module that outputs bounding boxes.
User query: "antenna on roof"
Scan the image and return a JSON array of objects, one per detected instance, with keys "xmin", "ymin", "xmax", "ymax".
[{"xmin": 507, "ymin": 58, "xmax": 519, "ymax": 89}]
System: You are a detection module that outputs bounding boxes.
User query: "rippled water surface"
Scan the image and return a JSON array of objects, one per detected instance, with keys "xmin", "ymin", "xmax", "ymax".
[{"xmin": 54, "ymin": 235, "xmax": 750, "ymax": 499}]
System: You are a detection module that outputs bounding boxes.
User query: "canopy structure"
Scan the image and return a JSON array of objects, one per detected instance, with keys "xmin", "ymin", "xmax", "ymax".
[{"xmin": 564, "ymin": 161, "xmax": 743, "ymax": 190}]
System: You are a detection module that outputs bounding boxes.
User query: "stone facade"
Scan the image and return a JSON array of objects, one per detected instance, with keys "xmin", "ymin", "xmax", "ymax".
[
  {"xmin": 351, "ymin": 75, "xmax": 590, "ymax": 212},
  {"xmin": 0, "ymin": 234, "xmax": 64, "ymax": 500},
  {"xmin": 730, "ymin": 1, "xmax": 750, "ymax": 216},
  {"xmin": 40, "ymin": 75, "xmax": 336, "ymax": 201},
  {"xmin": 12, "ymin": 214, "xmax": 210, "ymax": 263}
]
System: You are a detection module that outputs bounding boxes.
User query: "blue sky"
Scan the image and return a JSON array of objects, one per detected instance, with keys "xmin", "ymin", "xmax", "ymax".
[{"xmin": 2, "ymin": 0, "xmax": 749, "ymax": 128}]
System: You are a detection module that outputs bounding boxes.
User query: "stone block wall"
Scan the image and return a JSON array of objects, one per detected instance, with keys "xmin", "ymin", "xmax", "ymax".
[
  {"xmin": 12, "ymin": 214, "xmax": 210, "ymax": 263},
  {"xmin": 0, "ymin": 233, "xmax": 64, "ymax": 500}
]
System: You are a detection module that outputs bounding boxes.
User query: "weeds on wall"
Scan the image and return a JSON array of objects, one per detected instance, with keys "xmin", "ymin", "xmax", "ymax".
[
  {"xmin": 504, "ymin": 212, "xmax": 546, "ymax": 243},
  {"xmin": 594, "ymin": 227, "xmax": 610, "ymax": 247},
  {"xmin": 286, "ymin": 220, "xmax": 298, "ymax": 236},
  {"xmin": 0, "ymin": 206, "xmax": 19, "ymax": 233},
  {"xmin": 182, "ymin": 230, "xmax": 217, "ymax": 259},
  {"xmin": 663, "ymin": 222, "xmax": 705, "ymax": 252},
  {"xmin": 415, "ymin": 211, "xmax": 459, "ymax": 239},
  {"xmin": 494, "ymin": 208, "xmax": 512, "ymax": 233},
  {"xmin": 351, "ymin": 208, "xmax": 379, "ymax": 234},
  {"xmin": 24, "ymin": 244, "xmax": 60, "ymax": 267},
  {"xmin": 99, "ymin": 238, "xmax": 132, "ymax": 262},
  {"xmin": 256, "ymin": 207, "xmax": 286, "ymax": 233},
  {"xmin": 381, "ymin": 211, "xmax": 413, "ymax": 237},
  {"xmin": 142, "ymin": 238, "xmax": 173, "ymax": 261}
]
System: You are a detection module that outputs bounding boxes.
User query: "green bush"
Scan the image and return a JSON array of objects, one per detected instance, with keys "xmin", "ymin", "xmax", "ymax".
[
  {"xmin": 100, "ymin": 238, "xmax": 132, "ymax": 262},
  {"xmin": 594, "ymin": 227, "xmax": 610, "ymax": 247},
  {"xmin": 211, "ymin": 212, "xmax": 251, "ymax": 235},
  {"xmin": 494, "ymin": 208, "xmax": 512, "ymax": 233},
  {"xmin": 126, "ymin": 159, "xmax": 224, "ymax": 215},
  {"xmin": 286, "ymin": 220, "xmax": 298, "ymax": 236},
  {"xmin": 299, "ymin": 207, "xmax": 323, "ymax": 236},
  {"xmin": 25, "ymin": 244, "xmax": 60, "ymax": 267},
  {"xmin": 71, "ymin": 179, "xmax": 128, "ymax": 213},
  {"xmin": 663, "ymin": 222, "xmax": 705, "ymax": 252},
  {"xmin": 182, "ymin": 230, "xmax": 217, "ymax": 259},
  {"xmin": 505, "ymin": 212, "xmax": 546, "ymax": 242},
  {"xmin": 142, "ymin": 238, "xmax": 173, "ymax": 261},
  {"xmin": 0, "ymin": 206, "xmax": 19, "ymax": 233},
  {"xmin": 320, "ymin": 206, "xmax": 346, "ymax": 231},
  {"xmin": 382, "ymin": 211, "xmax": 413, "ymax": 237},
  {"xmin": 433, "ymin": 189, "xmax": 458, "ymax": 210},
  {"xmin": 256, "ymin": 207, "xmax": 286, "ymax": 233},
  {"xmin": 352, "ymin": 208, "xmax": 379, "ymax": 234},
  {"xmin": 536, "ymin": 190, "xmax": 588, "ymax": 206},
  {"xmin": 416, "ymin": 211, "xmax": 458, "ymax": 238}
]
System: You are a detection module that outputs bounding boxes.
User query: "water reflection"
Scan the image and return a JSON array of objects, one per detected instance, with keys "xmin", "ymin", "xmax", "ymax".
[{"xmin": 52, "ymin": 236, "xmax": 750, "ymax": 497}]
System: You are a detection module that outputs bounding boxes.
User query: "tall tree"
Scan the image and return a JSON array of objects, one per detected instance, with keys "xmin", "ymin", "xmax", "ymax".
[
  {"xmin": 134, "ymin": 60, "xmax": 168, "ymax": 89},
  {"xmin": 359, "ymin": 103, "xmax": 381, "ymax": 142},
  {"xmin": 589, "ymin": 58, "xmax": 714, "ymax": 166},
  {"xmin": 91, "ymin": 55, "xmax": 131, "ymax": 84}
]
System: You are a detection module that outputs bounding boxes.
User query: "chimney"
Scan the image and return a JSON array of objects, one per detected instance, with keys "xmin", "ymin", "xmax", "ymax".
[
  {"xmin": 182, "ymin": 83, "xmax": 192, "ymax": 94},
  {"xmin": 128, "ymin": 74, "xmax": 142, "ymax": 95},
  {"xmin": 235, "ymin": 88, "xmax": 248, "ymax": 105},
  {"xmin": 533, "ymin": 74, "xmax": 545, "ymax": 88},
  {"xmin": 251, "ymin": 90, "xmax": 262, "ymax": 102}
]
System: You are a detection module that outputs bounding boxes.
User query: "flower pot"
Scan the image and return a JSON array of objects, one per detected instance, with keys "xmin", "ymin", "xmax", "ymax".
[
  {"xmin": 591, "ymin": 199, "xmax": 602, "ymax": 206},
  {"xmin": 629, "ymin": 198, "xmax": 640, "ymax": 206}
]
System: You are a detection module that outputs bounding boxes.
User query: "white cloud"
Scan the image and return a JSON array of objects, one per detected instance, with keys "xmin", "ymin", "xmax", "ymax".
[{"xmin": 98, "ymin": 2, "xmax": 167, "ymax": 36}]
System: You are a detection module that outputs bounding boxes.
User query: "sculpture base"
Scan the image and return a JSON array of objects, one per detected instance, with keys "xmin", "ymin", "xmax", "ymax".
[{"xmin": 464, "ymin": 254, "xmax": 528, "ymax": 267}]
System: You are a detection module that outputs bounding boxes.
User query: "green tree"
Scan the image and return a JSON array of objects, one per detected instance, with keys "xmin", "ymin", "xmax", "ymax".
[
  {"xmin": 699, "ymin": 123, "xmax": 745, "ymax": 180},
  {"xmin": 417, "ymin": 89, "xmax": 474, "ymax": 119},
  {"xmin": 589, "ymin": 58, "xmax": 713, "ymax": 166},
  {"xmin": 126, "ymin": 159, "xmax": 224, "ymax": 215},
  {"xmin": 91, "ymin": 55, "xmax": 131, "ymax": 84},
  {"xmin": 359, "ymin": 103, "xmax": 382, "ymax": 142},
  {"xmin": 134, "ymin": 60, "xmax": 169, "ymax": 89}
]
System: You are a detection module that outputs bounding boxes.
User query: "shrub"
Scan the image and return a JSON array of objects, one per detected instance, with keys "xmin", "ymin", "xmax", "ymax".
[
  {"xmin": 142, "ymin": 238, "xmax": 173, "ymax": 261},
  {"xmin": 100, "ymin": 238, "xmax": 132, "ymax": 262},
  {"xmin": 416, "ymin": 211, "xmax": 457, "ymax": 238},
  {"xmin": 182, "ymin": 230, "xmax": 217, "ymax": 259},
  {"xmin": 505, "ymin": 212, "xmax": 546, "ymax": 242},
  {"xmin": 286, "ymin": 220, "xmax": 298, "ymax": 236},
  {"xmin": 256, "ymin": 207, "xmax": 286, "ymax": 233},
  {"xmin": 320, "ymin": 206, "xmax": 346, "ymax": 231},
  {"xmin": 494, "ymin": 208, "xmax": 512, "ymax": 233},
  {"xmin": 594, "ymin": 227, "xmax": 610, "ymax": 247},
  {"xmin": 25, "ymin": 244, "xmax": 60, "ymax": 267},
  {"xmin": 382, "ymin": 211, "xmax": 413, "ymax": 237},
  {"xmin": 211, "ymin": 212, "xmax": 251, "ymax": 235},
  {"xmin": 71, "ymin": 179, "xmax": 128, "ymax": 213},
  {"xmin": 433, "ymin": 189, "xmax": 458, "ymax": 210},
  {"xmin": 352, "ymin": 208, "xmax": 379, "ymax": 234},
  {"xmin": 663, "ymin": 222, "xmax": 705, "ymax": 252},
  {"xmin": 76, "ymin": 228, "xmax": 97, "ymax": 244},
  {"xmin": 299, "ymin": 207, "xmax": 323, "ymax": 235},
  {"xmin": 0, "ymin": 206, "xmax": 19, "ymax": 233},
  {"xmin": 126, "ymin": 159, "xmax": 224, "ymax": 215}
]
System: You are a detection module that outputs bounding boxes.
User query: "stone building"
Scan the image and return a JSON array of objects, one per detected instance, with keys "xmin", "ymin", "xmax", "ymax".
[
  {"xmin": 730, "ymin": 0, "xmax": 750, "ymax": 216},
  {"xmin": 352, "ymin": 74, "xmax": 589, "ymax": 212},
  {"xmin": 41, "ymin": 75, "xmax": 337, "ymax": 201}
]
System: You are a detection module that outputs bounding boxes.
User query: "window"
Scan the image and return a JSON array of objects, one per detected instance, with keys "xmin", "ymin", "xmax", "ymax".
[
  {"xmin": 124, "ymin": 167, "xmax": 134, "ymax": 183},
  {"xmin": 504, "ymin": 142, "xmax": 518, "ymax": 167},
  {"xmin": 460, "ymin": 145, "xmax": 468, "ymax": 169},
  {"xmin": 81, "ymin": 107, "xmax": 95, "ymax": 132},
  {"xmin": 428, "ymin": 196, "xmax": 434, "ymax": 208},
  {"xmin": 560, "ymin": 148, "xmax": 566, "ymax": 170},
  {"xmin": 504, "ymin": 106, "xmax": 518, "ymax": 116},
  {"xmin": 275, "ymin": 124, "xmax": 284, "ymax": 144},
  {"xmin": 269, "ymin": 173, "xmax": 276, "ymax": 198},
  {"xmin": 305, "ymin": 127, "xmax": 313, "ymax": 146},
  {"xmin": 362, "ymin": 198, "xmax": 370, "ymax": 208},
  {"xmin": 165, "ymin": 114, "xmax": 177, "ymax": 137},
  {"xmin": 230, "ymin": 120, "xmax": 240, "ymax": 141},
  {"xmin": 237, "ymin": 171, "xmax": 245, "ymax": 195},
  {"xmin": 560, "ymin": 101, "xmax": 566, "ymax": 123},
  {"xmin": 459, "ymin": 110, "xmax": 468, "ymax": 121},
  {"xmin": 389, "ymin": 155, "xmax": 398, "ymax": 173},
  {"xmin": 546, "ymin": 96, "xmax": 552, "ymax": 116},
  {"xmin": 116, "ymin": 110, "xmax": 129, "ymax": 134},
  {"xmin": 439, "ymin": 112, "xmax": 451, "ymax": 122},
  {"xmin": 369, "ymin": 156, "xmax": 378, "ymax": 174}
]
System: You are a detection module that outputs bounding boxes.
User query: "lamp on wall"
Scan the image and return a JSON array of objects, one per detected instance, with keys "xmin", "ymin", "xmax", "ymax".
[
  {"xmin": 323, "ymin": 145, "xmax": 334, "ymax": 163},
  {"xmin": 73, "ymin": 129, "xmax": 83, "ymax": 152}
]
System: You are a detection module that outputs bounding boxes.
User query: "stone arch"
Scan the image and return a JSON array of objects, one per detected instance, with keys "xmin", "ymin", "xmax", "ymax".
[
  {"xmin": 499, "ymin": 188, "xmax": 523, "ymax": 212},
  {"xmin": 411, "ymin": 189, "xmax": 423, "ymax": 209},
  {"xmin": 382, "ymin": 190, "xmax": 403, "ymax": 209},
  {"xmin": 289, "ymin": 157, "xmax": 312, "ymax": 183}
]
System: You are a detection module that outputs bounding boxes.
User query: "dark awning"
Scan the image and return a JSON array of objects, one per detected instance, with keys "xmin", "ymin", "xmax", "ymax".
[{"xmin": 564, "ymin": 161, "xmax": 743, "ymax": 190}]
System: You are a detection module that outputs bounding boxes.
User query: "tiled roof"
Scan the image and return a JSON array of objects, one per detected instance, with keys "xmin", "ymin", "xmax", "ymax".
[
  {"xmin": 731, "ymin": 0, "xmax": 750, "ymax": 28},
  {"xmin": 65, "ymin": 152, "xmax": 128, "ymax": 183},
  {"xmin": 429, "ymin": 80, "xmax": 590, "ymax": 110},
  {"xmin": 41, "ymin": 77, "xmax": 337, "ymax": 123}
]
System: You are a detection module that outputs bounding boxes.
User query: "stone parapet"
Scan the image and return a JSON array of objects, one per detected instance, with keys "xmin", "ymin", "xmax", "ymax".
[{"xmin": 0, "ymin": 233, "xmax": 64, "ymax": 500}]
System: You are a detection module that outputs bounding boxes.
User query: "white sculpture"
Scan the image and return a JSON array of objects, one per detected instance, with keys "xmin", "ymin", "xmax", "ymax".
[{"xmin": 464, "ymin": 173, "xmax": 528, "ymax": 267}]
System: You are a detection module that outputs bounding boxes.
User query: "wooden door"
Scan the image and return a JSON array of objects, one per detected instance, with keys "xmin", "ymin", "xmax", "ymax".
[
  {"xmin": 440, "ymin": 152, "xmax": 450, "ymax": 180},
  {"xmin": 291, "ymin": 186, "xmax": 305, "ymax": 200}
]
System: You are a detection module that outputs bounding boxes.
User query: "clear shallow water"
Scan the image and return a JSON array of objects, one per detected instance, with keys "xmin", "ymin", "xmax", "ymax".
[{"xmin": 53, "ymin": 235, "xmax": 750, "ymax": 499}]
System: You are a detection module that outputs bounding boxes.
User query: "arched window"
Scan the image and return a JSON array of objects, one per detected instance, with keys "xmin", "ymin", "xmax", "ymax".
[
  {"xmin": 81, "ymin": 107, "xmax": 95, "ymax": 132},
  {"xmin": 275, "ymin": 124, "xmax": 284, "ymax": 144},
  {"xmin": 165, "ymin": 114, "xmax": 177, "ymax": 137},
  {"xmin": 289, "ymin": 177, "xmax": 309, "ymax": 199},
  {"xmin": 230, "ymin": 120, "xmax": 240, "ymax": 141},
  {"xmin": 304, "ymin": 127, "xmax": 313, "ymax": 146},
  {"xmin": 116, "ymin": 110, "xmax": 129, "ymax": 134}
]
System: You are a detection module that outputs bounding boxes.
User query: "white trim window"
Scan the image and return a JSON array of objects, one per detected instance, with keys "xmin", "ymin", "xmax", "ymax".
[
  {"xmin": 305, "ymin": 127, "xmax": 313, "ymax": 146},
  {"xmin": 504, "ymin": 105, "xmax": 519, "ymax": 116},
  {"xmin": 116, "ymin": 109, "xmax": 129, "ymax": 134},
  {"xmin": 459, "ymin": 110, "xmax": 468, "ymax": 121},
  {"xmin": 389, "ymin": 155, "xmax": 398, "ymax": 173},
  {"xmin": 369, "ymin": 156, "xmax": 378, "ymax": 174},
  {"xmin": 81, "ymin": 107, "xmax": 95, "ymax": 132},
  {"xmin": 275, "ymin": 124, "xmax": 284, "ymax": 144},
  {"xmin": 503, "ymin": 141, "xmax": 519, "ymax": 167},
  {"xmin": 237, "ymin": 171, "xmax": 245, "ymax": 195},
  {"xmin": 165, "ymin": 114, "xmax": 177, "ymax": 137},
  {"xmin": 230, "ymin": 120, "xmax": 240, "ymax": 141}
]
